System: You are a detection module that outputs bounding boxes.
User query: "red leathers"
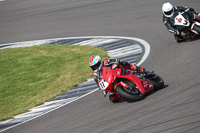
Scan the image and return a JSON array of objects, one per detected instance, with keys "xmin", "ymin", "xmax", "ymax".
[{"xmin": 93, "ymin": 58, "xmax": 144, "ymax": 102}]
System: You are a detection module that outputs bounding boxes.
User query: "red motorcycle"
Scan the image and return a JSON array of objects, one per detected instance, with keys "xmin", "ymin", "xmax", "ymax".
[{"xmin": 97, "ymin": 66, "xmax": 164, "ymax": 101}]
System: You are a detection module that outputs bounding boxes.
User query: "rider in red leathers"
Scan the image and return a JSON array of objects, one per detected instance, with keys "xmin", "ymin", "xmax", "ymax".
[{"xmin": 89, "ymin": 55, "xmax": 144, "ymax": 102}]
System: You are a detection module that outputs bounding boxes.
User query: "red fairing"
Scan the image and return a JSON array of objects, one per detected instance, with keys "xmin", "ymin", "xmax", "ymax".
[
  {"xmin": 98, "ymin": 67, "xmax": 115, "ymax": 91},
  {"xmin": 97, "ymin": 67, "xmax": 154, "ymax": 95},
  {"xmin": 141, "ymin": 79, "xmax": 154, "ymax": 94},
  {"xmin": 116, "ymin": 69, "xmax": 145, "ymax": 94},
  {"xmin": 114, "ymin": 81, "xmax": 129, "ymax": 90}
]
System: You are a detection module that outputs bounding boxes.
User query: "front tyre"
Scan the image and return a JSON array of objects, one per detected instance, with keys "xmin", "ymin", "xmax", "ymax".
[
  {"xmin": 192, "ymin": 24, "xmax": 200, "ymax": 34},
  {"xmin": 115, "ymin": 85, "xmax": 144, "ymax": 101}
]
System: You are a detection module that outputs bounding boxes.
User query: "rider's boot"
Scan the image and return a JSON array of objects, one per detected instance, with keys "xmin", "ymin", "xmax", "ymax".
[
  {"xmin": 109, "ymin": 93, "xmax": 121, "ymax": 102},
  {"xmin": 174, "ymin": 34, "xmax": 185, "ymax": 43}
]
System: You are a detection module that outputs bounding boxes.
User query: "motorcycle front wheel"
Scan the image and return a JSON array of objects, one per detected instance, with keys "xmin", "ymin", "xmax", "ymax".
[
  {"xmin": 115, "ymin": 85, "xmax": 144, "ymax": 101},
  {"xmin": 192, "ymin": 24, "xmax": 200, "ymax": 34}
]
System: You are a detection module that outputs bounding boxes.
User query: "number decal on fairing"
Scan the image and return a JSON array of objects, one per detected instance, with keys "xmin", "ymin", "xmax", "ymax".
[
  {"xmin": 174, "ymin": 13, "xmax": 190, "ymax": 26},
  {"xmin": 99, "ymin": 80, "xmax": 109, "ymax": 90}
]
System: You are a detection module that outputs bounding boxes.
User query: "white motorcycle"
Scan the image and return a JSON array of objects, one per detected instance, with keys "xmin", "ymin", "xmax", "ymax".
[{"xmin": 174, "ymin": 11, "xmax": 200, "ymax": 40}]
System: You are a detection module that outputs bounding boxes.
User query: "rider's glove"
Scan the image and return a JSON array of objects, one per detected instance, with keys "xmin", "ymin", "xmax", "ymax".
[
  {"xmin": 108, "ymin": 58, "xmax": 120, "ymax": 63},
  {"xmin": 185, "ymin": 7, "xmax": 189, "ymax": 12},
  {"xmin": 111, "ymin": 63, "xmax": 119, "ymax": 69},
  {"xmin": 130, "ymin": 64, "xmax": 138, "ymax": 71},
  {"xmin": 140, "ymin": 68, "xmax": 145, "ymax": 73}
]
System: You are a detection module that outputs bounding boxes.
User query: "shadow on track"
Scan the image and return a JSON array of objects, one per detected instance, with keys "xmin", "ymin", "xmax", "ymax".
[{"xmin": 111, "ymin": 85, "xmax": 169, "ymax": 104}]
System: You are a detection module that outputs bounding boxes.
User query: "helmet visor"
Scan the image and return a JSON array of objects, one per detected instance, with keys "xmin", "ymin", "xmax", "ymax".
[
  {"xmin": 164, "ymin": 8, "xmax": 174, "ymax": 16},
  {"xmin": 90, "ymin": 61, "xmax": 101, "ymax": 71}
]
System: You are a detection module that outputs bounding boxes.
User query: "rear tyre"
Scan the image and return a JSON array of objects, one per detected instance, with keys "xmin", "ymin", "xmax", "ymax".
[
  {"xmin": 150, "ymin": 74, "xmax": 164, "ymax": 90},
  {"xmin": 115, "ymin": 85, "xmax": 144, "ymax": 101}
]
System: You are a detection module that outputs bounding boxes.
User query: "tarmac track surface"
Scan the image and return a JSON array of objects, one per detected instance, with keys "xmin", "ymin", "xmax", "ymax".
[{"xmin": 0, "ymin": 0, "xmax": 200, "ymax": 133}]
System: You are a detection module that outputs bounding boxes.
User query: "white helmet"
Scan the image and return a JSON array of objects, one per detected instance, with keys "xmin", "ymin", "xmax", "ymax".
[
  {"xmin": 162, "ymin": 2, "xmax": 174, "ymax": 17},
  {"xmin": 89, "ymin": 55, "xmax": 102, "ymax": 71}
]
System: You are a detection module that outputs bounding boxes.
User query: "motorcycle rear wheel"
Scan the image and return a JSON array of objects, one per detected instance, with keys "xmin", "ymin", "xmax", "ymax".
[
  {"xmin": 115, "ymin": 85, "xmax": 144, "ymax": 101},
  {"xmin": 149, "ymin": 74, "xmax": 164, "ymax": 90}
]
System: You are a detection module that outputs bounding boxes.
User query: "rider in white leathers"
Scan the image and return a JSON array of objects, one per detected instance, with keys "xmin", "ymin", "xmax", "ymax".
[{"xmin": 162, "ymin": 2, "xmax": 200, "ymax": 43}]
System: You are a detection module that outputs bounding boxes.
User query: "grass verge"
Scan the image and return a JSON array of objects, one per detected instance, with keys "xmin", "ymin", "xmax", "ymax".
[{"xmin": 0, "ymin": 44, "xmax": 109, "ymax": 121}]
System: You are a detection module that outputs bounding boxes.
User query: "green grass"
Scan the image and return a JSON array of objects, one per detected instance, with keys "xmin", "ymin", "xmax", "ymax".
[{"xmin": 0, "ymin": 44, "xmax": 109, "ymax": 121}]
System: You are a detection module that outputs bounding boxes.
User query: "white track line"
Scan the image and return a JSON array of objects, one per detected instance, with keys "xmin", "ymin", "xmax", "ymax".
[
  {"xmin": 74, "ymin": 39, "xmax": 121, "ymax": 46},
  {"xmin": 0, "ymin": 36, "xmax": 150, "ymax": 132},
  {"xmin": 0, "ymin": 36, "xmax": 150, "ymax": 65},
  {"xmin": 0, "ymin": 89, "xmax": 98, "ymax": 132},
  {"xmin": 107, "ymin": 45, "xmax": 142, "ymax": 57},
  {"xmin": 55, "ymin": 36, "xmax": 150, "ymax": 66}
]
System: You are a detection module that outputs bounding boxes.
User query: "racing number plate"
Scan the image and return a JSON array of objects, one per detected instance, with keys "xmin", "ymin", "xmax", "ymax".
[
  {"xmin": 174, "ymin": 13, "xmax": 190, "ymax": 26},
  {"xmin": 99, "ymin": 80, "xmax": 109, "ymax": 90}
]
